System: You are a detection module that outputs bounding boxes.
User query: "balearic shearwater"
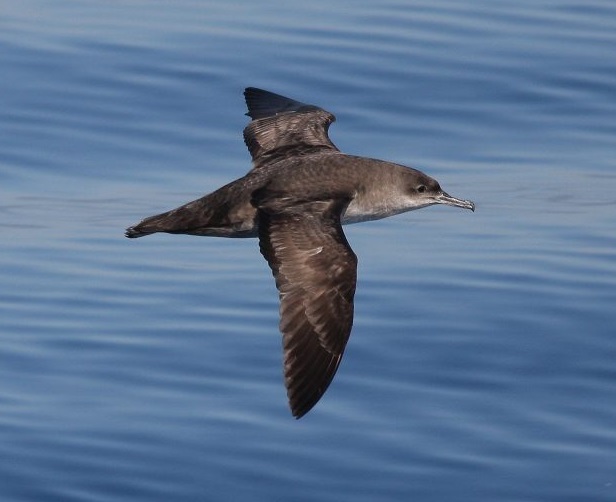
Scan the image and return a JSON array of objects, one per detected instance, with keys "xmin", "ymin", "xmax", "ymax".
[{"xmin": 126, "ymin": 88, "xmax": 475, "ymax": 418}]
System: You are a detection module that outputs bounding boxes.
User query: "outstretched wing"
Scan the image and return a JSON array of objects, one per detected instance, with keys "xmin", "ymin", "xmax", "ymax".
[
  {"xmin": 255, "ymin": 191, "xmax": 357, "ymax": 418},
  {"xmin": 243, "ymin": 88, "xmax": 339, "ymax": 169}
]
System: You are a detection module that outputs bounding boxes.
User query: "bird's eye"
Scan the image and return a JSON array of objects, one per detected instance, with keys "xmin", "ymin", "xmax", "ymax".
[{"xmin": 417, "ymin": 185, "xmax": 427, "ymax": 193}]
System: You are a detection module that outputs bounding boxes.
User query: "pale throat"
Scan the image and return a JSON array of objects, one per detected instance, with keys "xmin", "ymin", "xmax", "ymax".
[{"xmin": 342, "ymin": 191, "xmax": 433, "ymax": 224}]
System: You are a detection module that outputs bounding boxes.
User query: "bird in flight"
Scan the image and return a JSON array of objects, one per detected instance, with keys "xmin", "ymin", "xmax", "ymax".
[{"xmin": 126, "ymin": 87, "xmax": 475, "ymax": 418}]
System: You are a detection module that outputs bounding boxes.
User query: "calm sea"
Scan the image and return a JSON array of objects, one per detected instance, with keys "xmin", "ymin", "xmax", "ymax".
[{"xmin": 1, "ymin": 1, "xmax": 615, "ymax": 500}]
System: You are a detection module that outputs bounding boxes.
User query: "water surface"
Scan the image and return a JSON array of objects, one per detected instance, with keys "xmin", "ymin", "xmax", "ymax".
[{"xmin": 1, "ymin": 1, "xmax": 615, "ymax": 501}]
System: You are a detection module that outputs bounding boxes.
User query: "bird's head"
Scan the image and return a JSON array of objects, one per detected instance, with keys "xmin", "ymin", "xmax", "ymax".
[{"xmin": 405, "ymin": 170, "xmax": 475, "ymax": 212}]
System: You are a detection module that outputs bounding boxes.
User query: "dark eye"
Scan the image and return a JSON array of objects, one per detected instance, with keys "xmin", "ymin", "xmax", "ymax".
[{"xmin": 417, "ymin": 185, "xmax": 427, "ymax": 193}]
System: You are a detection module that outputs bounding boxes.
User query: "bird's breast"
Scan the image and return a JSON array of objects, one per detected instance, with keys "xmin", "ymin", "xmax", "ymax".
[{"xmin": 342, "ymin": 191, "xmax": 415, "ymax": 225}]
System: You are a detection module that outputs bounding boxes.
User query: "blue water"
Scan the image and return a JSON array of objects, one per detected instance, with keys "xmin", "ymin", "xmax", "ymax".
[{"xmin": 2, "ymin": 1, "xmax": 616, "ymax": 500}]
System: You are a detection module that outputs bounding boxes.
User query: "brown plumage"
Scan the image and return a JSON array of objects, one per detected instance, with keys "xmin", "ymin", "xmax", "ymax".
[{"xmin": 126, "ymin": 87, "xmax": 475, "ymax": 418}]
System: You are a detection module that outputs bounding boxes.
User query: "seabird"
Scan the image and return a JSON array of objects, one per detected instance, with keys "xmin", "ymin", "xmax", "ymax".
[{"xmin": 126, "ymin": 87, "xmax": 475, "ymax": 418}]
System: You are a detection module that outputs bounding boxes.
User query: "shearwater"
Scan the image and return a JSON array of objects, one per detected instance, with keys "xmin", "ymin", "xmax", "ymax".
[{"xmin": 126, "ymin": 87, "xmax": 475, "ymax": 418}]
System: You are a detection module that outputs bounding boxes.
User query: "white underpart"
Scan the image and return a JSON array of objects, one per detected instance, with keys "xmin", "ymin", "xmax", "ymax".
[{"xmin": 342, "ymin": 191, "xmax": 433, "ymax": 225}]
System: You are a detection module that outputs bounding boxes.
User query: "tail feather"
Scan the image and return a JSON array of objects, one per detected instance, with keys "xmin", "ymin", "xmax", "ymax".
[
  {"xmin": 125, "ymin": 225, "xmax": 154, "ymax": 238},
  {"xmin": 125, "ymin": 207, "xmax": 195, "ymax": 238},
  {"xmin": 125, "ymin": 188, "xmax": 256, "ymax": 239}
]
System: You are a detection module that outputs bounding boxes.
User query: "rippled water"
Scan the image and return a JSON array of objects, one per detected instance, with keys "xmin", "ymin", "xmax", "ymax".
[{"xmin": 2, "ymin": 1, "xmax": 616, "ymax": 500}]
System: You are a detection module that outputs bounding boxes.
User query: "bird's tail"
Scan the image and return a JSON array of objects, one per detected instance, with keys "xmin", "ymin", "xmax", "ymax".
[
  {"xmin": 125, "ymin": 224, "xmax": 154, "ymax": 238},
  {"xmin": 125, "ymin": 204, "xmax": 200, "ymax": 238},
  {"xmin": 125, "ymin": 213, "xmax": 171, "ymax": 238}
]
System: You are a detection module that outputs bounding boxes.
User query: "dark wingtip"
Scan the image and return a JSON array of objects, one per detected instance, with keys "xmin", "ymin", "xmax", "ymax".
[
  {"xmin": 289, "ymin": 392, "xmax": 316, "ymax": 419},
  {"xmin": 244, "ymin": 87, "xmax": 313, "ymax": 120},
  {"xmin": 290, "ymin": 403, "xmax": 310, "ymax": 420},
  {"xmin": 289, "ymin": 394, "xmax": 322, "ymax": 420}
]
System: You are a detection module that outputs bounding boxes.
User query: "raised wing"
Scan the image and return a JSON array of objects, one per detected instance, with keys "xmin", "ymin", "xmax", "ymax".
[
  {"xmin": 243, "ymin": 88, "xmax": 339, "ymax": 169},
  {"xmin": 255, "ymin": 191, "xmax": 357, "ymax": 418}
]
